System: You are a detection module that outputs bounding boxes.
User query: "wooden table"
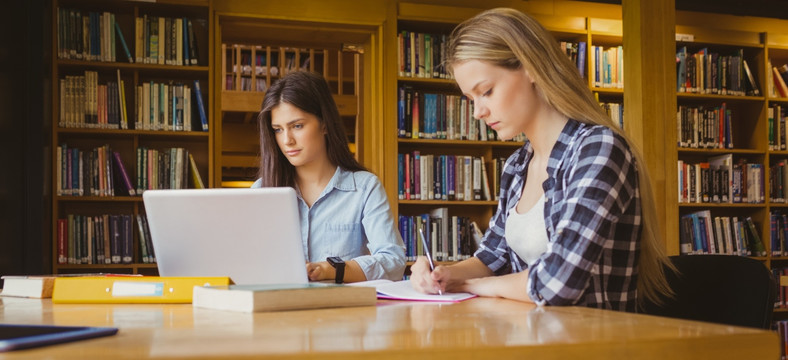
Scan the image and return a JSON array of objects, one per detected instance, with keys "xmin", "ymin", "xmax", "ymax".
[{"xmin": 0, "ymin": 296, "xmax": 779, "ymax": 359}]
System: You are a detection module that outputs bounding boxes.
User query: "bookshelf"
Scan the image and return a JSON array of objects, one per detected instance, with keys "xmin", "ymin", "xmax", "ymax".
[
  {"xmin": 390, "ymin": 3, "xmax": 626, "ymax": 265},
  {"xmin": 50, "ymin": 0, "xmax": 212, "ymax": 275},
  {"xmin": 213, "ymin": 15, "xmax": 374, "ymax": 188}
]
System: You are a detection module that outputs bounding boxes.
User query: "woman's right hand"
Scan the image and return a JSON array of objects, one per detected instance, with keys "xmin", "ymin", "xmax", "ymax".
[{"xmin": 410, "ymin": 256, "xmax": 449, "ymax": 294}]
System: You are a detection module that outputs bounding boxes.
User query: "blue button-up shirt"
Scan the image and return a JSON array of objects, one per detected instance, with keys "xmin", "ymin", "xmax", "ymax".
[{"xmin": 253, "ymin": 167, "xmax": 406, "ymax": 281}]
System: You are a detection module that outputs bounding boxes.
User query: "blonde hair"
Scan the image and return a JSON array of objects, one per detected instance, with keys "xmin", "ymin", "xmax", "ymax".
[{"xmin": 447, "ymin": 7, "xmax": 675, "ymax": 307}]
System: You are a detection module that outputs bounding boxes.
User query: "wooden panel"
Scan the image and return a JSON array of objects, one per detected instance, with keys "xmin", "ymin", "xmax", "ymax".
[
  {"xmin": 675, "ymin": 25, "xmax": 763, "ymax": 47},
  {"xmin": 221, "ymin": 91, "xmax": 357, "ymax": 116},
  {"xmin": 590, "ymin": 18, "xmax": 622, "ymax": 36},
  {"xmin": 221, "ymin": 123, "xmax": 258, "ymax": 153},
  {"xmin": 622, "ymin": 0, "xmax": 678, "ymax": 254},
  {"xmin": 220, "ymin": 154, "xmax": 258, "ymax": 168},
  {"xmin": 530, "ymin": 13, "xmax": 587, "ymax": 33},
  {"xmin": 398, "ymin": 2, "xmax": 482, "ymax": 23},
  {"xmin": 767, "ymin": 33, "xmax": 788, "ymax": 47}
]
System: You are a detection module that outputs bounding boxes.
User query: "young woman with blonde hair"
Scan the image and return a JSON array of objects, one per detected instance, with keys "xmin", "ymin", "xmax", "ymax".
[{"xmin": 410, "ymin": 7, "xmax": 674, "ymax": 312}]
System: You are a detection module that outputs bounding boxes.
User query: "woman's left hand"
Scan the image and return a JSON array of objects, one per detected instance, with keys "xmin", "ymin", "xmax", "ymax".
[{"xmin": 305, "ymin": 261, "xmax": 333, "ymax": 281}]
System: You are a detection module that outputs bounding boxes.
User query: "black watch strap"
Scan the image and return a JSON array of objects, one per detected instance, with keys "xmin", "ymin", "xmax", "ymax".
[{"xmin": 327, "ymin": 257, "xmax": 345, "ymax": 284}]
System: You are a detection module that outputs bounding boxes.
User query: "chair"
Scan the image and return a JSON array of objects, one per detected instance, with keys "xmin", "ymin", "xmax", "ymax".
[{"xmin": 640, "ymin": 255, "xmax": 776, "ymax": 329}]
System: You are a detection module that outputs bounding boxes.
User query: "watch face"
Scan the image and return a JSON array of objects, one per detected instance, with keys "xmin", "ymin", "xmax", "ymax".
[{"xmin": 327, "ymin": 257, "xmax": 344, "ymax": 266}]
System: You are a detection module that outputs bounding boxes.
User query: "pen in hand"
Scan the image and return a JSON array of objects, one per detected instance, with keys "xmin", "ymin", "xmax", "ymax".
[{"xmin": 418, "ymin": 228, "xmax": 443, "ymax": 295}]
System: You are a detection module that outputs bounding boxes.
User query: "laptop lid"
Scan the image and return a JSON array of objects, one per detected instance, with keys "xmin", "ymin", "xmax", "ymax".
[{"xmin": 142, "ymin": 187, "xmax": 308, "ymax": 285}]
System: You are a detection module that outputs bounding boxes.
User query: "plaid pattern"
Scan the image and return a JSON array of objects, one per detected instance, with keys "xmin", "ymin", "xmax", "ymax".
[{"xmin": 475, "ymin": 119, "xmax": 641, "ymax": 312}]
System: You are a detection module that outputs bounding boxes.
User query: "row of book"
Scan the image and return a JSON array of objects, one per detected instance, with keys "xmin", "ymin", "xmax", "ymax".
[
  {"xmin": 56, "ymin": 144, "xmax": 205, "ymax": 197},
  {"xmin": 770, "ymin": 211, "xmax": 788, "ymax": 257},
  {"xmin": 398, "ymin": 208, "xmax": 481, "ymax": 262},
  {"xmin": 134, "ymin": 14, "xmax": 200, "ymax": 66},
  {"xmin": 776, "ymin": 320, "xmax": 788, "ymax": 360},
  {"xmin": 57, "ymin": 8, "xmax": 201, "ymax": 66},
  {"xmin": 59, "ymin": 70, "xmax": 129, "ymax": 129},
  {"xmin": 133, "ymin": 80, "xmax": 208, "ymax": 132},
  {"xmin": 600, "ymin": 102, "xmax": 624, "ymax": 129},
  {"xmin": 59, "ymin": 71, "xmax": 208, "ymax": 131},
  {"xmin": 769, "ymin": 105, "xmax": 788, "ymax": 150},
  {"xmin": 397, "ymin": 31, "xmax": 450, "ymax": 79},
  {"xmin": 559, "ymin": 41, "xmax": 587, "ymax": 79},
  {"xmin": 770, "ymin": 62, "xmax": 788, "ymax": 98},
  {"xmin": 679, "ymin": 211, "xmax": 766, "ymax": 256},
  {"xmin": 677, "ymin": 155, "xmax": 764, "ymax": 204},
  {"xmin": 677, "ymin": 104, "xmax": 734, "ymax": 149},
  {"xmin": 592, "ymin": 45, "xmax": 624, "ymax": 89},
  {"xmin": 773, "ymin": 271, "xmax": 788, "ymax": 310},
  {"xmin": 398, "ymin": 87, "xmax": 483, "ymax": 141},
  {"xmin": 57, "ymin": 144, "xmax": 132, "ymax": 197},
  {"xmin": 675, "ymin": 47, "xmax": 758, "ymax": 96},
  {"xmin": 772, "ymin": 161, "xmax": 788, "ymax": 203},
  {"xmin": 57, "ymin": 9, "xmax": 123, "ymax": 63},
  {"xmin": 135, "ymin": 147, "xmax": 201, "ymax": 194},
  {"xmin": 398, "ymin": 153, "xmax": 506, "ymax": 202},
  {"xmin": 56, "ymin": 213, "xmax": 156, "ymax": 265}
]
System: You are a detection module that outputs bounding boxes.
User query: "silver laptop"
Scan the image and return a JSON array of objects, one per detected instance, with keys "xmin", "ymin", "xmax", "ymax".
[{"xmin": 142, "ymin": 187, "xmax": 308, "ymax": 285}]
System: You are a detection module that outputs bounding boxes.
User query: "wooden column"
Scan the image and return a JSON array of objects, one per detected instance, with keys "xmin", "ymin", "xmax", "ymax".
[{"xmin": 622, "ymin": 0, "xmax": 678, "ymax": 254}]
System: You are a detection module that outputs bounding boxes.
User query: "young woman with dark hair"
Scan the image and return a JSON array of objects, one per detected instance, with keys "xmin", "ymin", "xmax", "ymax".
[{"xmin": 254, "ymin": 71, "xmax": 406, "ymax": 283}]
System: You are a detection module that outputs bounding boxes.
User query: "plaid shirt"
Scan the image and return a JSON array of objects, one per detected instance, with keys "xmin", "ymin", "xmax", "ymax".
[{"xmin": 475, "ymin": 119, "xmax": 641, "ymax": 312}]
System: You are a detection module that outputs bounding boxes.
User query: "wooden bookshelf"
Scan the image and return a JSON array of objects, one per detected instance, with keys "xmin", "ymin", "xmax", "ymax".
[
  {"xmin": 213, "ymin": 11, "xmax": 377, "ymax": 186},
  {"xmin": 50, "ymin": 0, "xmax": 213, "ymax": 275}
]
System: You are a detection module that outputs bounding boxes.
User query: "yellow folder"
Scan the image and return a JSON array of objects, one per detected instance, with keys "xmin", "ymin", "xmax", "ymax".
[{"xmin": 52, "ymin": 276, "xmax": 231, "ymax": 304}]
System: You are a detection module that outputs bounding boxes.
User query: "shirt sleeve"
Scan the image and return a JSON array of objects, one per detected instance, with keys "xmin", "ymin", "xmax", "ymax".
[
  {"xmin": 527, "ymin": 128, "xmax": 637, "ymax": 306},
  {"xmin": 352, "ymin": 175, "xmax": 407, "ymax": 281},
  {"xmin": 473, "ymin": 152, "xmax": 520, "ymax": 275}
]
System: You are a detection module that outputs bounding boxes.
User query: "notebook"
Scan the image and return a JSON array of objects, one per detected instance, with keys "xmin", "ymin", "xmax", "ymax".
[
  {"xmin": 142, "ymin": 187, "xmax": 309, "ymax": 285},
  {"xmin": 0, "ymin": 324, "xmax": 118, "ymax": 352}
]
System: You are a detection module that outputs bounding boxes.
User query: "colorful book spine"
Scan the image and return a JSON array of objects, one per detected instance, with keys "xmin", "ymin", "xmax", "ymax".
[
  {"xmin": 193, "ymin": 80, "xmax": 208, "ymax": 131},
  {"xmin": 112, "ymin": 152, "xmax": 136, "ymax": 196}
]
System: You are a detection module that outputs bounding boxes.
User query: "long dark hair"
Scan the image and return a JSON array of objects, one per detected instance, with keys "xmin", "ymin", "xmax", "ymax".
[{"xmin": 257, "ymin": 71, "xmax": 365, "ymax": 187}]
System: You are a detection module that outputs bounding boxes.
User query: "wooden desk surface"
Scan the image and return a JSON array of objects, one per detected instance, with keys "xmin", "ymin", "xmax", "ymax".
[{"xmin": 0, "ymin": 296, "xmax": 779, "ymax": 359}]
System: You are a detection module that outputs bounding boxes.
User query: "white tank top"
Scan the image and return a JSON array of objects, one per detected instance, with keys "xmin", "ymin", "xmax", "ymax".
[{"xmin": 505, "ymin": 193, "xmax": 549, "ymax": 266}]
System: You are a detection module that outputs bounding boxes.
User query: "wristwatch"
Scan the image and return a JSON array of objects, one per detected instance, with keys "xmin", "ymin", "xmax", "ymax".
[{"xmin": 326, "ymin": 256, "xmax": 345, "ymax": 284}]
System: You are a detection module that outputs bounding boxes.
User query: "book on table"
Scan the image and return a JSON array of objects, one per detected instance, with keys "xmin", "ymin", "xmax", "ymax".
[
  {"xmin": 192, "ymin": 283, "xmax": 377, "ymax": 313},
  {"xmin": 0, "ymin": 273, "xmax": 141, "ymax": 299},
  {"xmin": 1, "ymin": 276, "xmax": 58, "ymax": 299}
]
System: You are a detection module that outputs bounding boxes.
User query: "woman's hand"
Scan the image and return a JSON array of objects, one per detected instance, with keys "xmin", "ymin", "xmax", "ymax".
[
  {"xmin": 409, "ymin": 256, "xmax": 446, "ymax": 294},
  {"xmin": 305, "ymin": 261, "xmax": 333, "ymax": 281},
  {"xmin": 459, "ymin": 271, "xmax": 533, "ymax": 302}
]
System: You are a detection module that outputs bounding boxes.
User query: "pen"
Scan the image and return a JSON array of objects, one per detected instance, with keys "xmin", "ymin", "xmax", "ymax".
[{"xmin": 418, "ymin": 228, "xmax": 443, "ymax": 295}]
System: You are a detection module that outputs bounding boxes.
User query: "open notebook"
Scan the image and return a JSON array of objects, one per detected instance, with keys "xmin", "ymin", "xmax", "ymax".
[{"xmin": 349, "ymin": 279, "xmax": 476, "ymax": 302}]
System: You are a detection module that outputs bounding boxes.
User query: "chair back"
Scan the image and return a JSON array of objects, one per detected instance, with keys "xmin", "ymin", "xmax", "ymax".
[{"xmin": 641, "ymin": 255, "xmax": 775, "ymax": 329}]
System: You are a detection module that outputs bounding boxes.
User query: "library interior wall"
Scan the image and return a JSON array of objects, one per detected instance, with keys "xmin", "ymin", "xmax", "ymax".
[
  {"xmin": 6, "ymin": 0, "xmax": 788, "ymax": 278},
  {"xmin": 0, "ymin": 0, "xmax": 48, "ymax": 284}
]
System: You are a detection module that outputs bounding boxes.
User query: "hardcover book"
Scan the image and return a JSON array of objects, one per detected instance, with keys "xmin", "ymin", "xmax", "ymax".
[
  {"xmin": 0, "ymin": 276, "xmax": 57, "ymax": 298},
  {"xmin": 192, "ymin": 283, "xmax": 376, "ymax": 313}
]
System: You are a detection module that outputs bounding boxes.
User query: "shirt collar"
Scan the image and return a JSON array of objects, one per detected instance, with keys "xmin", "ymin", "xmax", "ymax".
[
  {"xmin": 328, "ymin": 166, "xmax": 356, "ymax": 192},
  {"xmin": 546, "ymin": 119, "xmax": 582, "ymax": 177}
]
